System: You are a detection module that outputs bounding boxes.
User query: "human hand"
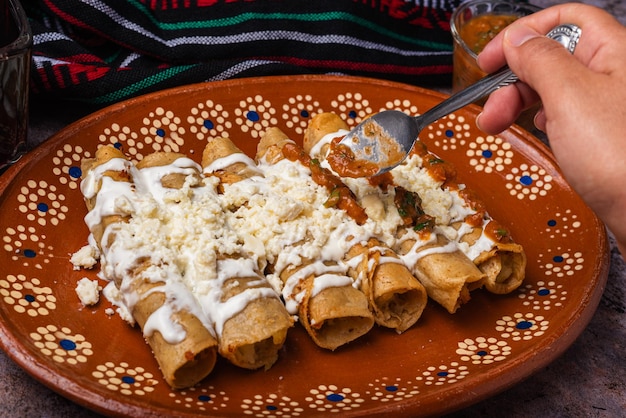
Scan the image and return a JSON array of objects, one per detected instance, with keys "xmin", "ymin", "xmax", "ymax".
[{"xmin": 475, "ymin": 3, "xmax": 626, "ymax": 254}]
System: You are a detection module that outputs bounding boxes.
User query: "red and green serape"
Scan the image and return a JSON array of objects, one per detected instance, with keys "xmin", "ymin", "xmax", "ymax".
[{"xmin": 25, "ymin": 0, "xmax": 464, "ymax": 106}]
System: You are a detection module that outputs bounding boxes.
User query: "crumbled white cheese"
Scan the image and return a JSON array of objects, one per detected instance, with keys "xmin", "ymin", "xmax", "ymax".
[
  {"xmin": 222, "ymin": 158, "xmax": 364, "ymax": 270},
  {"xmin": 79, "ymin": 138, "xmax": 502, "ymax": 340},
  {"xmin": 102, "ymin": 281, "xmax": 135, "ymax": 325},
  {"xmin": 391, "ymin": 154, "xmax": 458, "ymax": 225},
  {"xmin": 70, "ymin": 244, "xmax": 98, "ymax": 270},
  {"xmin": 75, "ymin": 277, "xmax": 101, "ymax": 306}
]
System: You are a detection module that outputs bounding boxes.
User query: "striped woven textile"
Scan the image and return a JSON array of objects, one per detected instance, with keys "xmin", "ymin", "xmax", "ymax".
[{"xmin": 26, "ymin": 0, "xmax": 465, "ymax": 106}]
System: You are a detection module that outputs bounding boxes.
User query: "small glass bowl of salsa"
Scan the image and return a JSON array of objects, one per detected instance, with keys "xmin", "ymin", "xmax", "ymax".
[{"xmin": 450, "ymin": 0, "xmax": 541, "ymax": 93}]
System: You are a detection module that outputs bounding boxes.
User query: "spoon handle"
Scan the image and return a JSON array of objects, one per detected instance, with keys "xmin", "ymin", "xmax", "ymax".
[
  {"xmin": 415, "ymin": 67, "xmax": 518, "ymax": 128},
  {"xmin": 415, "ymin": 24, "xmax": 582, "ymax": 130}
]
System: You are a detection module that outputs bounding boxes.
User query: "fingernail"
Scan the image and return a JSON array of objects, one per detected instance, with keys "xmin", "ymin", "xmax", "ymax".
[
  {"xmin": 505, "ymin": 24, "xmax": 541, "ymax": 47},
  {"xmin": 475, "ymin": 113, "xmax": 484, "ymax": 131},
  {"xmin": 533, "ymin": 108, "xmax": 546, "ymax": 132}
]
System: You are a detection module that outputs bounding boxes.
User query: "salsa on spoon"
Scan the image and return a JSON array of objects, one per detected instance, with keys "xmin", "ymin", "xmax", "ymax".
[{"xmin": 328, "ymin": 24, "xmax": 582, "ymax": 178}]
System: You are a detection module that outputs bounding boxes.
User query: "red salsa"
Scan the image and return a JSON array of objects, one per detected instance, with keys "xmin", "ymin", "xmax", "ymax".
[
  {"xmin": 326, "ymin": 138, "xmax": 380, "ymax": 178},
  {"xmin": 281, "ymin": 142, "xmax": 368, "ymax": 225},
  {"xmin": 460, "ymin": 14, "xmax": 519, "ymax": 54}
]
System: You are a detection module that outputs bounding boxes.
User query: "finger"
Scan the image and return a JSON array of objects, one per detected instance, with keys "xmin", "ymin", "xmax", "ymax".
[
  {"xmin": 506, "ymin": 4, "xmax": 623, "ymax": 70},
  {"xmin": 478, "ymin": 3, "xmax": 622, "ymax": 74},
  {"xmin": 501, "ymin": 25, "xmax": 585, "ymax": 100},
  {"xmin": 476, "ymin": 86, "xmax": 521, "ymax": 134},
  {"xmin": 476, "ymin": 82, "xmax": 539, "ymax": 134}
]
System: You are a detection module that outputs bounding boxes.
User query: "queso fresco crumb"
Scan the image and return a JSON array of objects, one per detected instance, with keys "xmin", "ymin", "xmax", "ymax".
[{"xmin": 75, "ymin": 277, "xmax": 101, "ymax": 306}]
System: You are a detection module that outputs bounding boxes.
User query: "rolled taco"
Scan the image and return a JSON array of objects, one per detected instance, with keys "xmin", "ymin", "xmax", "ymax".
[
  {"xmin": 81, "ymin": 146, "xmax": 218, "ymax": 389},
  {"xmin": 304, "ymin": 112, "xmax": 486, "ymax": 314},
  {"xmin": 344, "ymin": 237, "xmax": 428, "ymax": 332},
  {"xmin": 201, "ymin": 136, "xmax": 263, "ymax": 189},
  {"xmin": 398, "ymin": 143, "xmax": 527, "ymax": 295},
  {"xmin": 302, "ymin": 116, "xmax": 430, "ymax": 328},
  {"xmin": 451, "ymin": 209, "xmax": 526, "ymax": 294},
  {"xmin": 203, "ymin": 133, "xmax": 374, "ymax": 350},
  {"xmin": 255, "ymin": 128, "xmax": 375, "ymax": 349},
  {"xmin": 136, "ymin": 150, "xmax": 293, "ymax": 370}
]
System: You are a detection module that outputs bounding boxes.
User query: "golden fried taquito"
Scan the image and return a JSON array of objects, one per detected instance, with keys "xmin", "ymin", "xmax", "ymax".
[
  {"xmin": 256, "ymin": 128, "xmax": 375, "ymax": 349},
  {"xmin": 303, "ymin": 113, "xmax": 486, "ymax": 314},
  {"xmin": 345, "ymin": 237, "xmax": 428, "ymax": 332},
  {"xmin": 81, "ymin": 146, "xmax": 218, "ymax": 389},
  {"xmin": 138, "ymin": 150, "xmax": 293, "ymax": 370}
]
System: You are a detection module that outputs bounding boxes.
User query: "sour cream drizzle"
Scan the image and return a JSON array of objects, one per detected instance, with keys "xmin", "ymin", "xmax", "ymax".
[
  {"xmin": 392, "ymin": 154, "xmax": 500, "ymax": 260},
  {"xmin": 85, "ymin": 158, "xmax": 206, "ymax": 344},
  {"xmin": 315, "ymin": 130, "xmax": 503, "ymax": 264},
  {"xmin": 136, "ymin": 157, "xmax": 202, "ymax": 201},
  {"xmin": 220, "ymin": 154, "xmax": 372, "ymax": 315},
  {"xmin": 81, "ymin": 132, "xmax": 503, "ymax": 343},
  {"xmin": 311, "ymin": 131, "xmax": 460, "ymax": 271},
  {"xmin": 82, "ymin": 155, "xmax": 282, "ymax": 344},
  {"xmin": 203, "ymin": 153, "xmax": 263, "ymax": 176},
  {"xmin": 215, "ymin": 145, "xmax": 432, "ymax": 318}
]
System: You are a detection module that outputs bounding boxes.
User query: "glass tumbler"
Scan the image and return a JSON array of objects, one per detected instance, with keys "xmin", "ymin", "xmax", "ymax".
[{"xmin": 1, "ymin": 0, "xmax": 32, "ymax": 172}]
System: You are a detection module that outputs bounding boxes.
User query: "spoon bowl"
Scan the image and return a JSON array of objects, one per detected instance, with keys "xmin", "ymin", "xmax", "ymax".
[{"xmin": 334, "ymin": 24, "xmax": 582, "ymax": 177}]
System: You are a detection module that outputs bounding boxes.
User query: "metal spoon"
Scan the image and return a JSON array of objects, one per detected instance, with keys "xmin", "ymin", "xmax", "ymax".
[{"xmin": 337, "ymin": 24, "xmax": 582, "ymax": 176}]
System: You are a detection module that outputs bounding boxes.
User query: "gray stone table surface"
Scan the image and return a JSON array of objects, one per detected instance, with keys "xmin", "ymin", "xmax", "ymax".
[{"xmin": 1, "ymin": 1, "xmax": 625, "ymax": 417}]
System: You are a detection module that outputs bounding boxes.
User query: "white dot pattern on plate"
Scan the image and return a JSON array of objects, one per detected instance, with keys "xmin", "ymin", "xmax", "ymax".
[
  {"xmin": 539, "ymin": 248, "xmax": 585, "ymax": 278},
  {"xmin": 92, "ymin": 362, "xmax": 158, "ymax": 395},
  {"xmin": 456, "ymin": 337, "xmax": 512, "ymax": 365},
  {"xmin": 382, "ymin": 98, "xmax": 420, "ymax": 116},
  {"xmin": 240, "ymin": 394, "xmax": 304, "ymax": 417},
  {"xmin": 466, "ymin": 135, "xmax": 514, "ymax": 173},
  {"xmin": 505, "ymin": 163, "xmax": 553, "ymax": 200},
  {"xmin": 169, "ymin": 386, "xmax": 230, "ymax": 412},
  {"xmin": 330, "ymin": 92, "xmax": 372, "ymax": 126},
  {"xmin": 416, "ymin": 362, "xmax": 469, "ymax": 386},
  {"xmin": 17, "ymin": 180, "xmax": 68, "ymax": 227},
  {"xmin": 234, "ymin": 95, "xmax": 278, "ymax": 138},
  {"xmin": 140, "ymin": 107, "xmax": 187, "ymax": 154},
  {"xmin": 545, "ymin": 210, "xmax": 582, "ymax": 239},
  {"xmin": 305, "ymin": 385, "xmax": 365, "ymax": 413},
  {"xmin": 281, "ymin": 95, "xmax": 324, "ymax": 135},
  {"xmin": 100, "ymin": 124, "xmax": 143, "ymax": 158},
  {"xmin": 30, "ymin": 325, "xmax": 92, "ymax": 364},
  {"xmin": 426, "ymin": 114, "xmax": 472, "ymax": 151},
  {"xmin": 366, "ymin": 377, "xmax": 420, "ymax": 402},
  {"xmin": 0, "ymin": 82, "xmax": 604, "ymax": 418},
  {"xmin": 496, "ymin": 313, "xmax": 549, "ymax": 341},
  {"xmin": 187, "ymin": 99, "xmax": 232, "ymax": 141},
  {"xmin": 1, "ymin": 274, "xmax": 56, "ymax": 316},
  {"xmin": 518, "ymin": 281, "xmax": 568, "ymax": 311},
  {"xmin": 51, "ymin": 144, "xmax": 90, "ymax": 190},
  {"xmin": 3, "ymin": 225, "xmax": 53, "ymax": 268}
]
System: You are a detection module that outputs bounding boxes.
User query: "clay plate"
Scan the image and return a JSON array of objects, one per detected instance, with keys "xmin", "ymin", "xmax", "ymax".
[{"xmin": 0, "ymin": 75, "xmax": 609, "ymax": 417}]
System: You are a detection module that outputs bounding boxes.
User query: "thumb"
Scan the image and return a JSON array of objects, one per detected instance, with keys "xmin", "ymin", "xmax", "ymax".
[{"xmin": 502, "ymin": 24, "xmax": 582, "ymax": 99}]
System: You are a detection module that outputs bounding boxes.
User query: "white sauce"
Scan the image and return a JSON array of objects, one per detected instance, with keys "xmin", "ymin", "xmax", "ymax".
[
  {"xmin": 313, "ymin": 130, "xmax": 501, "ymax": 265},
  {"xmin": 80, "ymin": 155, "xmax": 280, "ymax": 344},
  {"xmin": 77, "ymin": 130, "xmax": 503, "ymax": 343},
  {"xmin": 203, "ymin": 153, "xmax": 263, "ymax": 176}
]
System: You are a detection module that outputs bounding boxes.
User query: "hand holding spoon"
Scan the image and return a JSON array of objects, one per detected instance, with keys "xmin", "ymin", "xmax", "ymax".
[{"xmin": 329, "ymin": 24, "xmax": 582, "ymax": 178}]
